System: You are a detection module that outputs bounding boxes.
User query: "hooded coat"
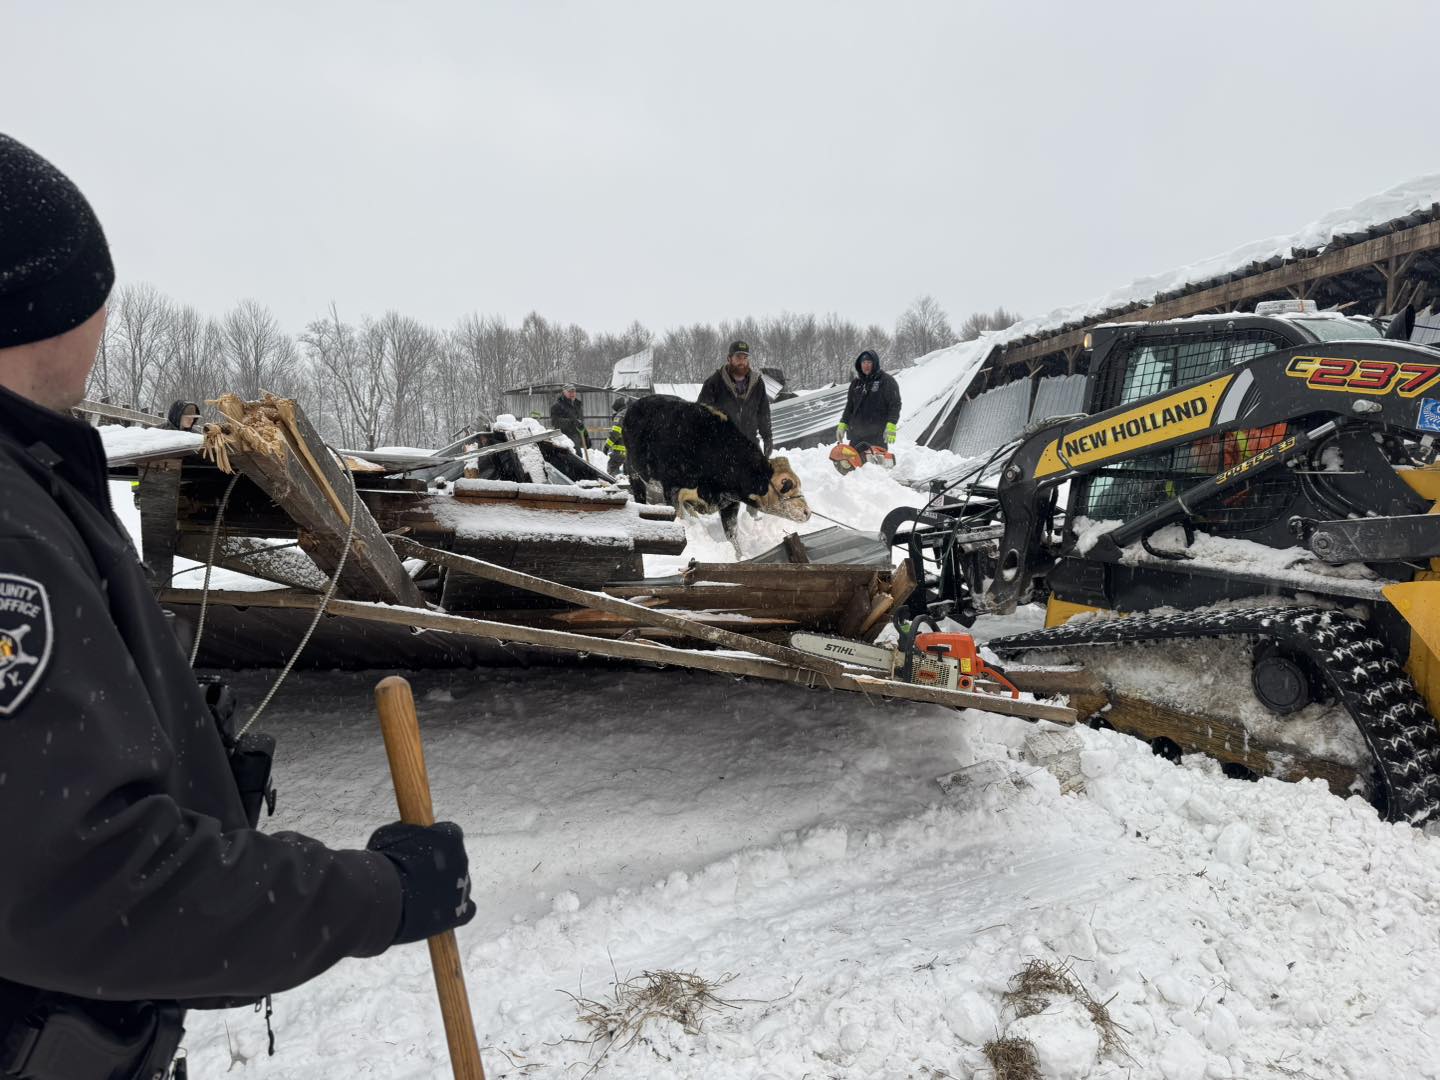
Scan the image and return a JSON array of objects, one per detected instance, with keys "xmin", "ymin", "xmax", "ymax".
[
  {"xmin": 839, "ymin": 351, "xmax": 902, "ymax": 448},
  {"xmin": 549, "ymin": 393, "xmax": 589, "ymax": 449}
]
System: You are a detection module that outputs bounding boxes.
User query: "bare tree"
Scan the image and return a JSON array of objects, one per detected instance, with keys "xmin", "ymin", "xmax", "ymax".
[
  {"xmin": 893, "ymin": 295, "xmax": 956, "ymax": 365},
  {"xmin": 107, "ymin": 283, "xmax": 175, "ymax": 409},
  {"xmin": 958, "ymin": 306, "xmax": 1023, "ymax": 341},
  {"xmin": 450, "ymin": 312, "xmax": 514, "ymax": 424},
  {"xmin": 518, "ymin": 311, "xmax": 569, "ymax": 383},
  {"xmin": 374, "ymin": 311, "xmax": 440, "ymax": 447},
  {"xmin": 155, "ymin": 304, "xmax": 223, "ymax": 406},
  {"xmin": 218, "ymin": 299, "xmax": 296, "ymax": 399},
  {"xmin": 302, "ymin": 306, "xmax": 377, "ymax": 449}
]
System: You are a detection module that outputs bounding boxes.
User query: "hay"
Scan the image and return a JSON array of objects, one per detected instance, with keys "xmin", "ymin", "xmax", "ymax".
[
  {"xmin": 1003, "ymin": 957, "xmax": 1129, "ymax": 1057},
  {"xmin": 565, "ymin": 967, "xmax": 737, "ymax": 1073},
  {"xmin": 982, "ymin": 1036, "xmax": 1043, "ymax": 1080}
]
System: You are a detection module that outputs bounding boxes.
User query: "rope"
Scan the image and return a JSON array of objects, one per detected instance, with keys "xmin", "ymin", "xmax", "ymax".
[
  {"xmin": 236, "ymin": 451, "xmax": 359, "ymax": 738},
  {"xmin": 805, "ymin": 507, "xmax": 870, "ymax": 532},
  {"xmin": 188, "ymin": 473, "xmax": 241, "ymax": 666}
]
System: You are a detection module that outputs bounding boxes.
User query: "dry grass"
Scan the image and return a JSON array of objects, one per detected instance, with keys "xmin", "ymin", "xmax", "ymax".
[
  {"xmin": 982, "ymin": 1036, "xmax": 1043, "ymax": 1079},
  {"xmin": 1003, "ymin": 958, "xmax": 1129, "ymax": 1057},
  {"xmin": 564, "ymin": 967, "xmax": 737, "ymax": 1074}
]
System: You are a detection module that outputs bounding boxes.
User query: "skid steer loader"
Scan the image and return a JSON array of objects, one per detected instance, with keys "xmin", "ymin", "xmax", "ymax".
[{"xmin": 884, "ymin": 303, "xmax": 1440, "ymax": 822}]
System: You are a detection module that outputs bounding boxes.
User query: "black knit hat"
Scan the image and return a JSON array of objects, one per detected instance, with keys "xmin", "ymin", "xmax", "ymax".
[{"xmin": 0, "ymin": 134, "xmax": 115, "ymax": 349}]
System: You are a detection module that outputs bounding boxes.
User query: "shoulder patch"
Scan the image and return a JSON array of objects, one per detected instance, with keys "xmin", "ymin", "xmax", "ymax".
[{"xmin": 0, "ymin": 574, "xmax": 52, "ymax": 716}]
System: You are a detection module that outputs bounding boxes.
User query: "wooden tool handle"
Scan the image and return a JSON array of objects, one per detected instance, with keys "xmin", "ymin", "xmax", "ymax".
[{"xmin": 374, "ymin": 675, "xmax": 487, "ymax": 1080}]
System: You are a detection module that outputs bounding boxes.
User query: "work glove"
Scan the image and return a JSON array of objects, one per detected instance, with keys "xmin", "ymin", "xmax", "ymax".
[
  {"xmin": 884, "ymin": 422, "xmax": 897, "ymax": 446},
  {"xmin": 367, "ymin": 821, "xmax": 477, "ymax": 945},
  {"xmin": 835, "ymin": 422, "xmax": 848, "ymax": 443}
]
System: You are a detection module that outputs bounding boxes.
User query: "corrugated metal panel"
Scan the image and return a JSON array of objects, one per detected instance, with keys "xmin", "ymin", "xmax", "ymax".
[
  {"xmin": 1029, "ymin": 374, "xmax": 1087, "ymax": 425},
  {"xmin": 771, "ymin": 385, "xmax": 848, "ymax": 447},
  {"xmin": 1413, "ymin": 317, "xmax": 1440, "ymax": 346},
  {"xmin": 500, "ymin": 384, "xmax": 612, "ymax": 445},
  {"xmin": 948, "ymin": 380, "xmax": 1030, "ymax": 458}
]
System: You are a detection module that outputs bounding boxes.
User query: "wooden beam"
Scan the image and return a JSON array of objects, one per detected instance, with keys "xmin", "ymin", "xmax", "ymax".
[
  {"xmin": 390, "ymin": 536, "xmax": 850, "ymax": 678},
  {"xmin": 136, "ymin": 459, "xmax": 182, "ymax": 587},
  {"xmin": 153, "ymin": 587, "xmax": 1076, "ymax": 724},
  {"xmin": 1003, "ymin": 665, "xmax": 1105, "ymax": 698},
  {"xmin": 996, "ymin": 217, "xmax": 1440, "ymax": 370},
  {"xmin": 73, "ymin": 399, "xmax": 165, "ymax": 427},
  {"xmin": 683, "ymin": 562, "xmax": 889, "ymax": 585},
  {"xmin": 174, "ymin": 534, "xmax": 328, "ymax": 592},
  {"xmin": 208, "ymin": 395, "xmax": 424, "ymax": 607},
  {"xmin": 1072, "ymin": 691, "xmax": 1357, "ymax": 797},
  {"xmin": 783, "ymin": 533, "xmax": 811, "ymax": 564}
]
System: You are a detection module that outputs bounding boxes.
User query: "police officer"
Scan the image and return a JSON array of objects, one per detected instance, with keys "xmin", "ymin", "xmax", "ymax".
[{"xmin": 0, "ymin": 133, "xmax": 475, "ymax": 1079}]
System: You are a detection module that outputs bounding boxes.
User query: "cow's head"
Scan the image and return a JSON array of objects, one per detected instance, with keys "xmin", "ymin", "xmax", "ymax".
[{"xmin": 749, "ymin": 457, "xmax": 810, "ymax": 523}]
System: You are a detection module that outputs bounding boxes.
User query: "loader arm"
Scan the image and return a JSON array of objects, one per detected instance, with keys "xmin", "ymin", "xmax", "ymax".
[{"xmin": 984, "ymin": 339, "xmax": 1440, "ymax": 612}]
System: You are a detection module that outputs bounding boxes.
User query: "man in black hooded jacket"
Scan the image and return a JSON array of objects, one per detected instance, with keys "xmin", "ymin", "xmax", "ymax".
[
  {"xmin": 0, "ymin": 133, "xmax": 475, "ymax": 1080},
  {"xmin": 836, "ymin": 348, "xmax": 902, "ymax": 452}
]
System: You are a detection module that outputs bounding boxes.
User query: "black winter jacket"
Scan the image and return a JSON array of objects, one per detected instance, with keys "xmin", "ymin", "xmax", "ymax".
[
  {"xmin": 0, "ymin": 386, "xmax": 401, "ymax": 1015},
  {"xmin": 697, "ymin": 369, "xmax": 773, "ymax": 455},
  {"xmin": 839, "ymin": 355, "xmax": 902, "ymax": 445},
  {"xmin": 549, "ymin": 395, "xmax": 589, "ymax": 449}
]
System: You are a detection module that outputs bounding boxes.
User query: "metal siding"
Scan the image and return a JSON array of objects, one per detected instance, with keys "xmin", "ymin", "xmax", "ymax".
[
  {"xmin": 1029, "ymin": 374, "xmax": 1088, "ymax": 425},
  {"xmin": 948, "ymin": 380, "xmax": 1030, "ymax": 457},
  {"xmin": 771, "ymin": 385, "xmax": 849, "ymax": 447}
]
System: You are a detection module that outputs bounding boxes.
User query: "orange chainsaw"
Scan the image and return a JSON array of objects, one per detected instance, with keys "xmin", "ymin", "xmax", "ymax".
[
  {"xmin": 829, "ymin": 443, "xmax": 896, "ymax": 474},
  {"xmin": 790, "ymin": 616, "xmax": 1020, "ymax": 697}
]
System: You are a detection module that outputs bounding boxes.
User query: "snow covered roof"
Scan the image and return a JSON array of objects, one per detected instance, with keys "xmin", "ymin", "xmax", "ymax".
[
  {"xmin": 894, "ymin": 172, "xmax": 1440, "ymax": 446},
  {"xmin": 608, "ymin": 346, "xmax": 654, "ymax": 391},
  {"xmin": 652, "ymin": 382, "xmax": 702, "ymax": 400},
  {"xmin": 989, "ymin": 173, "xmax": 1440, "ymax": 358}
]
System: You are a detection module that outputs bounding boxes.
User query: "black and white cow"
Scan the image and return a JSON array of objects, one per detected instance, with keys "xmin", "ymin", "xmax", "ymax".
[{"xmin": 622, "ymin": 395, "xmax": 810, "ymax": 544}]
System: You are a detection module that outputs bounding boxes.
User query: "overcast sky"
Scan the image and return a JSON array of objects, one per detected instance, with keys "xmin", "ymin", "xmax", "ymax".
[{"xmin": 5, "ymin": 0, "xmax": 1437, "ymax": 338}]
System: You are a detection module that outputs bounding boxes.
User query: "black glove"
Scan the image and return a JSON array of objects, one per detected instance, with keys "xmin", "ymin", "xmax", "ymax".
[{"xmin": 367, "ymin": 821, "xmax": 477, "ymax": 945}]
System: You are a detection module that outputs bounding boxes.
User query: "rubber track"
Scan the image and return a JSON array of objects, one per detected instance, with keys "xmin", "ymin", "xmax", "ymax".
[{"xmin": 990, "ymin": 607, "xmax": 1440, "ymax": 824}]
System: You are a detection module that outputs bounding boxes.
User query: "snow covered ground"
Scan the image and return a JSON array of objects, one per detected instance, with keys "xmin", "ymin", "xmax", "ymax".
[
  {"xmin": 179, "ymin": 644, "xmax": 1440, "ymax": 1080},
  {"xmin": 105, "ymin": 430, "xmax": 1440, "ymax": 1078},
  {"xmin": 643, "ymin": 442, "xmax": 965, "ymax": 575}
]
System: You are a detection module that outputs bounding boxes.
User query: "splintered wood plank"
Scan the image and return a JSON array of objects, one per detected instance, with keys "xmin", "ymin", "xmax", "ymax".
[
  {"xmin": 837, "ymin": 574, "xmax": 882, "ymax": 637},
  {"xmin": 783, "ymin": 533, "xmax": 811, "ymax": 564},
  {"xmin": 154, "ymin": 587, "xmax": 1076, "ymax": 724},
  {"xmin": 391, "ymin": 536, "xmax": 849, "ymax": 678},
  {"xmin": 208, "ymin": 395, "xmax": 423, "ymax": 606},
  {"xmin": 889, "ymin": 558, "xmax": 917, "ymax": 607}
]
